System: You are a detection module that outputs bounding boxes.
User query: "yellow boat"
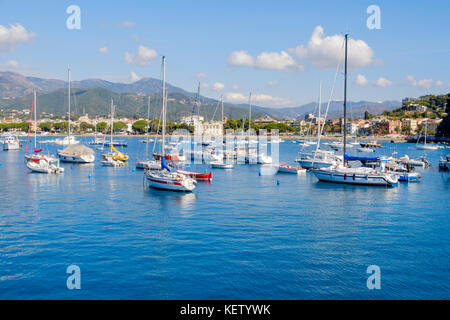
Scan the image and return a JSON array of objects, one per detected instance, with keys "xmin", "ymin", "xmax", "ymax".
[{"xmin": 110, "ymin": 145, "xmax": 129, "ymax": 161}]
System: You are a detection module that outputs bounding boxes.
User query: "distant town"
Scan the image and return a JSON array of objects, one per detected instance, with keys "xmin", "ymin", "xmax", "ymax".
[{"xmin": 1, "ymin": 93, "xmax": 449, "ymax": 140}]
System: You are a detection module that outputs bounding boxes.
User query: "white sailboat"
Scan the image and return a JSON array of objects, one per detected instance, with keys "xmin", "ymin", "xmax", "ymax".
[
  {"xmin": 25, "ymin": 90, "xmax": 63, "ymax": 173},
  {"xmin": 144, "ymin": 56, "xmax": 196, "ymax": 192},
  {"xmin": 54, "ymin": 67, "xmax": 79, "ymax": 146},
  {"xmin": 136, "ymin": 96, "xmax": 161, "ymax": 170},
  {"xmin": 101, "ymin": 99, "xmax": 129, "ymax": 166},
  {"xmin": 310, "ymin": 34, "xmax": 398, "ymax": 186},
  {"xmin": 416, "ymin": 121, "xmax": 438, "ymax": 150}
]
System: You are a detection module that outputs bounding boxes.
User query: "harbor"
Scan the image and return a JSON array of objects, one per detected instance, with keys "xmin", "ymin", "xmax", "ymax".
[{"xmin": 0, "ymin": 136, "xmax": 449, "ymax": 299}]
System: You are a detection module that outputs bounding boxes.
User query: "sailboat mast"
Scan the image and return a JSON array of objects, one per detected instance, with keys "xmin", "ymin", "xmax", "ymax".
[
  {"xmin": 221, "ymin": 95, "xmax": 224, "ymax": 135},
  {"xmin": 110, "ymin": 98, "xmax": 114, "ymax": 146},
  {"xmin": 248, "ymin": 92, "xmax": 252, "ymax": 136},
  {"xmin": 318, "ymin": 81, "xmax": 322, "ymax": 141},
  {"xmin": 146, "ymin": 95, "xmax": 151, "ymax": 157},
  {"xmin": 424, "ymin": 121, "xmax": 428, "ymax": 145},
  {"xmin": 343, "ymin": 34, "xmax": 348, "ymax": 164},
  {"xmin": 161, "ymin": 56, "xmax": 166, "ymax": 157},
  {"xmin": 34, "ymin": 89, "xmax": 37, "ymax": 150},
  {"xmin": 67, "ymin": 66, "xmax": 71, "ymax": 138}
]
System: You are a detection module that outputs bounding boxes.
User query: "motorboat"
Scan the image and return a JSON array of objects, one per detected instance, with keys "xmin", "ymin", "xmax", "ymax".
[
  {"xmin": 54, "ymin": 135, "xmax": 79, "ymax": 146},
  {"xmin": 176, "ymin": 169, "xmax": 212, "ymax": 181},
  {"xmin": 277, "ymin": 164, "xmax": 306, "ymax": 174},
  {"xmin": 258, "ymin": 154, "xmax": 273, "ymax": 164},
  {"xmin": 136, "ymin": 160, "xmax": 161, "ymax": 170},
  {"xmin": 296, "ymin": 150, "xmax": 342, "ymax": 169},
  {"xmin": 210, "ymin": 161, "xmax": 234, "ymax": 169},
  {"xmin": 3, "ymin": 136, "xmax": 20, "ymax": 150}
]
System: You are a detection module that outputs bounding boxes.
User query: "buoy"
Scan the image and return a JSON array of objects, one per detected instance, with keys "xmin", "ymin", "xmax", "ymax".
[
  {"xmin": 277, "ymin": 180, "xmax": 280, "ymax": 185},
  {"xmin": 88, "ymin": 173, "xmax": 92, "ymax": 179},
  {"xmin": 259, "ymin": 171, "xmax": 261, "ymax": 176},
  {"xmin": 70, "ymin": 165, "xmax": 74, "ymax": 170},
  {"xmin": 132, "ymin": 168, "xmax": 135, "ymax": 172}
]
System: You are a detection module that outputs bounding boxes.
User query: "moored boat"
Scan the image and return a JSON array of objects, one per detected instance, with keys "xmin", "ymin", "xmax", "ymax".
[
  {"xmin": 210, "ymin": 161, "xmax": 234, "ymax": 169},
  {"xmin": 277, "ymin": 164, "xmax": 306, "ymax": 174},
  {"xmin": 176, "ymin": 169, "xmax": 213, "ymax": 181},
  {"xmin": 3, "ymin": 136, "xmax": 20, "ymax": 150}
]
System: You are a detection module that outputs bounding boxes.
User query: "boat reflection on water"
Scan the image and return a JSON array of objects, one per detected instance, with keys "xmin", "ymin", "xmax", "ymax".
[{"xmin": 144, "ymin": 186, "xmax": 197, "ymax": 211}]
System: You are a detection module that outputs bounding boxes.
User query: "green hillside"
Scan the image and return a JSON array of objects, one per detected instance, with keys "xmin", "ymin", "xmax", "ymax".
[{"xmin": 0, "ymin": 87, "xmax": 266, "ymax": 121}]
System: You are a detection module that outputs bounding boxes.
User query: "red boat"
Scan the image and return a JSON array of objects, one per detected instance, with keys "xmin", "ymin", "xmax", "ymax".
[
  {"xmin": 277, "ymin": 164, "xmax": 306, "ymax": 174},
  {"xmin": 176, "ymin": 169, "xmax": 213, "ymax": 181}
]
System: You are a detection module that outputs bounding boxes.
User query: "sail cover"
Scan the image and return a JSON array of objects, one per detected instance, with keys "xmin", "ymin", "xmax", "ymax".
[
  {"xmin": 58, "ymin": 144, "xmax": 94, "ymax": 156},
  {"xmin": 161, "ymin": 156, "xmax": 171, "ymax": 171}
]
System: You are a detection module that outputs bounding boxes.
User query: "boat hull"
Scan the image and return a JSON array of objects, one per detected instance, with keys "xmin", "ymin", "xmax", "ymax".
[
  {"xmin": 58, "ymin": 153, "xmax": 95, "ymax": 163},
  {"xmin": 145, "ymin": 174, "xmax": 196, "ymax": 192},
  {"xmin": 278, "ymin": 165, "xmax": 306, "ymax": 174},
  {"xmin": 176, "ymin": 170, "xmax": 212, "ymax": 181},
  {"xmin": 311, "ymin": 169, "xmax": 397, "ymax": 186}
]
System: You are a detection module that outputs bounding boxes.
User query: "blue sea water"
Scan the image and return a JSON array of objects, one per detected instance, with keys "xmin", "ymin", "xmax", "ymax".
[{"xmin": 0, "ymin": 138, "xmax": 449, "ymax": 299}]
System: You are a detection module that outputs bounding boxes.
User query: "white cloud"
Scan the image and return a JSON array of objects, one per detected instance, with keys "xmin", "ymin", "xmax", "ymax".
[
  {"xmin": 6, "ymin": 60, "xmax": 19, "ymax": 68},
  {"xmin": 129, "ymin": 71, "xmax": 141, "ymax": 82},
  {"xmin": 436, "ymin": 80, "xmax": 443, "ymax": 86},
  {"xmin": 99, "ymin": 47, "xmax": 109, "ymax": 54},
  {"xmin": 224, "ymin": 92, "xmax": 292, "ymax": 107},
  {"xmin": 267, "ymin": 81, "xmax": 279, "ymax": 87},
  {"xmin": 373, "ymin": 77, "xmax": 392, "ymax": 88},
  {"xmin": 406, "ymin": 75, "xmax": 434, "ymax": 89},
  {"xmin": 355, "ymin": 74, "xmax": 368, "ymax": 86},
  {"xmin": 120, "ymin": 21, "xmax": 136, "ymax": 28},
  {"xmin": 200, "ymin": 83, "xmax": 209, "ymax": 89},
  {"xmin": 232, "ymin": 84, "xmax": 240, "ymax": 90},
  {"xmin": 0, "ymin": 23, "xmax": 34, "ymax": 52},
  {"xmin": 196, "ymin": 73, "xmax": 208, "ymax": 79},
  {"xmin": 255, "ymin": 50, "xmax": 303, "ymax": 71},
  {"xmin": 124, "ymin": 45, "xmax": 157, "ymax": 66},
  {"xmin": 212, "ymin": 82, "xmax": 225, "ymax": 91},
  {"xmin": 293, "ymin": 26, "xmax": 374, "ymax": 70},
  {"xmin": 227, "ymin": 49, "xmax": 302, "ymax": 72},
  {"xmin": 227, "ymin": 50, "xmax": 254, "ymax": 66}
]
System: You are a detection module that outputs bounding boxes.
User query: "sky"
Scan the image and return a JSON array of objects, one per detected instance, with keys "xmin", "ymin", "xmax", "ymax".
[{"xmin": 0, "ymin": 0, "xmax": 449, "ymax": 108}]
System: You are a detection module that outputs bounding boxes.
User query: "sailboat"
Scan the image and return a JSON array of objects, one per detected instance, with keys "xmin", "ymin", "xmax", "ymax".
[
  {"xmin": 416, "ymin": 121, "xmax": 438, "ymax": 150},
  {"xmin": 136, "ymin": 96, "xmax": 161, "ymax": 169},
  {"xmin": 144, "ymin": 56, "xmax": 196, "ymax": 191},
  {"xmin": 101, "ymin": 99, "xmax": 129, "ymax": 166},
  {"xmin": 310, "ymin": 34, "xmax": 398, "ymax": 186},
  {"xmin": 297, "ymin": 82, "xmax": 343, "ymax": 169},
  {"xmin": 54, "ymin": 67, "xmax": 79, "ymax": 146},
  {"xmin": 25, "ymin": 90, "xmax": 63, "ymax": 173}
]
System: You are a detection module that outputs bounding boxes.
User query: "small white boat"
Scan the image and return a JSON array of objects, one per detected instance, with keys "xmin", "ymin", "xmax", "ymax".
[
  {"xmin": 140, "ymin": 138, "xmax": 154, "ymax": 143},
  {"xmin": 258, "ymin": 154, "xmax": 273, "ymax": 164},
  {"xmin": 416, "ymin": 144, "xmax": 438, "ymax": 150},
  {"xmin": 136, "ymin": 159, "xmax": 161, "ymax": 170},
  {"xmin": 311, "ymin": 165, "xmax": 398, "ymax": 186},
  {"xmin": 439, "ymin": 155, "xmax": 450, "ymax": 171},
  {"xmin": 3, "ymin": 136, "xmax": 20, "ymax": 150},
  {"xmin": 54, "ymin": 135, "xmax": 79, "ymax": 146},
  {"xmin": 101, "ymin": 156, "xmax": 125, "ymax": 167},
  {"xmin": 210, "ymin": 161, "xmax": 234, "ymax": 169},
  {"xmin": 277, "ymin": 164, "xmax": 306, "ymax": 174},
  {"xmin": 26, "ymin": 159, "xmax": 64, "ymax": 174},
  {"xmin": 357, "ymin": 147, "xmax": 375, "ymax": 153}
]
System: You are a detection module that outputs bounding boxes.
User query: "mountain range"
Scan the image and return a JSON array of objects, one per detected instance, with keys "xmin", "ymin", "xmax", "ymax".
[{"xmin": 0, "ymin": 71, "xmax": 401, "ymax": 121}]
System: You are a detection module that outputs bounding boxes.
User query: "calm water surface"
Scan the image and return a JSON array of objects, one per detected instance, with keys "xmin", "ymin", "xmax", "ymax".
[{"xmin": 0, "ymin": 138, "xmax": 449, "ymax": 299}]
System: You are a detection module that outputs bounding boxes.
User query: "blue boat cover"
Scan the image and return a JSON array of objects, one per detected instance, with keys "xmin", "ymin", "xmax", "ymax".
[
  {"xmin": 344, "ymin": 154, "xmax": 379, "ymax": 161},
  {"xmin": 161, "ymin": 157, "xmax": 171, "ymax": 171}
]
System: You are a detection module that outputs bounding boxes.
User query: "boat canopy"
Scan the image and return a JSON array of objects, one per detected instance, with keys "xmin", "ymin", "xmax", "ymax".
[
  {"xmin": 58, "ymin": 144, "xmax": 94, "ymax": 156},
  {"xmin": 344, "ymin": 154, "xmax": 379, "ymax": 161}
]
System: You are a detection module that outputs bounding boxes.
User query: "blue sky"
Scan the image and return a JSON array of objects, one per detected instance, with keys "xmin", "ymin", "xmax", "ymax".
[{"xmin": 1, "ymin": 0, "xmax": 449, "ymax": 107}]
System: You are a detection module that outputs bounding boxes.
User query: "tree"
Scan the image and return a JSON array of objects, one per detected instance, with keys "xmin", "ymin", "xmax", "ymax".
[
  {"xmin": 132, "ymin": 120, "xmax": 148, "ymax": 133},
  {"xmin": 53, "ymin": 122, "xmax": 68, "ymax": 132},
  {"xmin": 113, "ymin": 121, "xmax": 126, "ymax": 131},
  {"xmin": 96, "ymin": 122, "xmax": 107, "ymax": 133},
  {"xmin": 437, "ymin": 98, "xmax": 450, "ymax": 137},
  {"xmin": 39, "ymin": 122, "xmax": 53, "ymax": 132},
  {"xmin": 364, "ymin": 111, "xmax": 373, "ymax": 120},
  {"xmin": 80, "ymin": 122, "xmax": 95, "ymax": 132}
]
